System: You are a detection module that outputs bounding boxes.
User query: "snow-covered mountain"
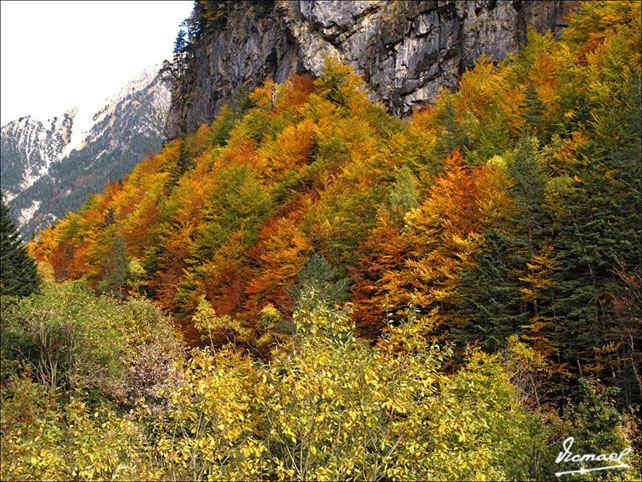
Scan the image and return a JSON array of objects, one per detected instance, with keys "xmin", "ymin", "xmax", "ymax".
[
  {"xmin": 1, "ymin": 65, "xmax": 170, "ymax": 238},
  {"xmin": 1, "ymin": 111, "xmax": 75, "ymax": 203}
]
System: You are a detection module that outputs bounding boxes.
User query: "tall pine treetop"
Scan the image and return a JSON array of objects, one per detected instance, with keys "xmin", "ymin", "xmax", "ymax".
[{"xmin": 0, "ymin": 196, "xmax": 40, "ymax": 297}]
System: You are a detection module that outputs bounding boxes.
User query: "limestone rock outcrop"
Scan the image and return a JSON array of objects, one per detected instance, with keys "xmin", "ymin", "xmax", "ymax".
[{"xmin": 165, "ymin": 0, "xmax": 562, "ymax": 139}]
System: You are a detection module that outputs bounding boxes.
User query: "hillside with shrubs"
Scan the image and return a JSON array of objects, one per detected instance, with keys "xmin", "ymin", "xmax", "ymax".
[{"xmin": 2, "ymin": 2, "xmax": 640, "ymax": 480}]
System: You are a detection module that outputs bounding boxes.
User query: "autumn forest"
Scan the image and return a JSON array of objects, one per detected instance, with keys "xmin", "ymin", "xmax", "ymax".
[{"xmin": 1, "ymin": 2, "xmax": 641, "ymax": 480}]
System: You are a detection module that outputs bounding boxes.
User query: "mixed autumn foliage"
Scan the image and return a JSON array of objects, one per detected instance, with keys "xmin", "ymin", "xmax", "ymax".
[
  {"xmin": 32, "ymin": 1, "xmax": 640, "ymax": 404},
  {"xmin": 2, "ymin": 2, "xmax": 640, "ymax": 480}
]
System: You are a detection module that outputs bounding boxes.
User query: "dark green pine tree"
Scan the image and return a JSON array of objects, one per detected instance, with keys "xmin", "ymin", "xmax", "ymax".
[
  {"xmin": 520, "ymin": 83, "xmax": 548, "ymax": 142},
  {"xmin": 164, "ymin": 139, "xmax": 194, "ymax": 193},
  {"xmin": 0, "ymin": 197, "xmax": 41, "ymax": 297},
  {"xmin": 571, "ymin": 378, "xmax": 628, "ymax": 457},
  {"xmin": 286, "ymin": 252, "xmax": 348, "ymax": 309},
  {"xmin": 387, "ymin": 166, "xmax": 419, "ymax": 224},
  {"xmin": 455, "ymin": 135, "xmax": 555, "ymax": 354},
  {"xmin": 435, "ymin": 96, "xmax": 470, "ymax": 158},
  {"xmin": 284, "ymin": 252, "xmax": 350, "ymax": 340},
  {"xmin": 508, "ymin": 135, "xmax": 551, "ymax": 260},
  {"xmin": 552, "ymin": 73, "xmax": 641, "ymax": 405},
  {"xmin": 504, "ymin": 135, "xmax": 566, "ymax": 388},
  {"xmin": 97, "ymin": 233, "xmax": 130, "ymax": 300},
  {"xmin": 455, "ymin": 229, "xmax": 529, "ymax": 353},
  {"xmin": 173, "ymin": 29, "xmax": 188, "ymax": 54}
]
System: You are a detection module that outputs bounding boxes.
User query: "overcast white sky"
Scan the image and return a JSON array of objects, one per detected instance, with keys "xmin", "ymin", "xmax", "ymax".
[{"xmin": 1, "ymin": 1, "xmax": 194, "ymax": 126}]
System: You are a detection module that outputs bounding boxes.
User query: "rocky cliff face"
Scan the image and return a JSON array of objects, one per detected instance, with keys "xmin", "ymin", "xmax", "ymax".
[
  {"xmin": 165, "ymin": 0, "xmax": 562, "ymax": 139},
  {"xmin": 1, "ymin": 65, "xmax": 170, "ymax": 237}
]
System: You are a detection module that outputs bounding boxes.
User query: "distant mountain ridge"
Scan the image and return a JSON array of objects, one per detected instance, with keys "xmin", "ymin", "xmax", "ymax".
[{"xmin": 1, "ymin": 65, "xmax": 170, "ymax": 238}]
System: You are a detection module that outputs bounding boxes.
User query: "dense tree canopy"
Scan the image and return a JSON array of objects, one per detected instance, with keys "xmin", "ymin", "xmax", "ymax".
[
  {"xmin": 4, "ymin": 2, "xmax": 639, "ymax": 479},
  {"xmin": 30, "ymin": 2, "xmax": 641, "ymax": 407}
]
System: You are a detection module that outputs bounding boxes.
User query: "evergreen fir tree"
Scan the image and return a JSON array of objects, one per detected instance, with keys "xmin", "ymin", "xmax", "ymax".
[
  {"xmin": 0, "ymin": 197, "xmax": 40, "ymax": 297},
  {"xmin": 97, "ymin": 233, "xmax": 130, "ymax": 299},
  {"xmin": 520, "ymin": 84, "xmax": 547, "ymax": 142},
  {"xmin": 173, "ymin": 29, "xmax": 188, "ymax": 54},
  {"xmin": 455, "ymin": 136, "xmax": 559, "ymax": 367},
  {"xmin": 286, "ymin": 253, "xmax": 348, "ymax": 308},
  {"xmin": 507, "ymin": 135, "xmax": 550, "ymax": 253},
  {"xmin": 164, "ymin": 140, "xmax": 194, "ymax": 193},
  {"xmin": 552, "ymin": 75, "xmax": 641, "ymax": 404},
  {"xmin": 455, "ymin": 229, "xmax": 529, "ymax": 352},
  {"xmin": 435, "ymin": 97, "xmax": 469, "ymax": 158},
  {"xmin": 572, "ymin": 378, "xmax": 628, "ymax": 456}
]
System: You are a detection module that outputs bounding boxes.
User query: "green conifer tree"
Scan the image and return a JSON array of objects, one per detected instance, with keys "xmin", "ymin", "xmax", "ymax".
[
  {"xmin": 552, "ymin": 75, "xmax": 641, "ymax": 404},
  {"xmin": 0, "ymin": 197, "xmax": 40, "ymax": 297},
  {"xmin": 286, "ymin": 253, "xmax": 348, "ymax": 309},
  {"xmin": 164, "ymin": 139, "xmax": 194, "ymax": 193},
  {"xmin": 572, "ymin": 378, "xmax": 629, "ymax": 457},
  {"xmin": 520, "ymin": 83, "xmax": 547, "ymax": 142},
  {"xmin": 455, "ymin": 229, "xmax": 529, "ymax": 352},
  {"xmin": 97, "ymin": 233, "xmax": 130, "ymax": 299},
  {"xmin": 435, "ymin": 97, "xmax": 469, "ymax": 158}
]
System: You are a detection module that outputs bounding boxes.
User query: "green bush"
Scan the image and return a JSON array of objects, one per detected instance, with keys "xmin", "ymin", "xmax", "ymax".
[
  {"xmin": 1, "ymin": 281, "xmax": 124, "ymax": 394},
  {"xmin": 0, "ymin": 279, "xmax": 185, "ymax": 407}
]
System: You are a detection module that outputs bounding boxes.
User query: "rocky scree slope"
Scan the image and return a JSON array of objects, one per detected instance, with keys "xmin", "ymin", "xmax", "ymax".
[{"xmin": 165, "ymin": 0, "xmax": 563, "ymax": 139}]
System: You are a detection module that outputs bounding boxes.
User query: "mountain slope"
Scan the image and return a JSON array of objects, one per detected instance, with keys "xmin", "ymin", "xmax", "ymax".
[
  {"xmin": 1, "ymin": 65, "xmax": 170, "ymax": 238},
  {"xmin": 1, "ymin": 112, "xmax": 75, "ymax": 203},
  {"xmin": 31, "ymin": 2, "xmax": 641, "ymax": 404},
  {"xmin": 164, "ymin": 0, "xmax": 564, "ymax": 138}
]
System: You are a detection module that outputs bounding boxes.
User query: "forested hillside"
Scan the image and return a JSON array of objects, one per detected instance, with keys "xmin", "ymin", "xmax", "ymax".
[
  {"xmin": 2, "ymin": 2, "xmax": 640, "ymax": 480},
  {"xmin": 1, "ymin": 66, "xmax": 169, "ymax": 238}
]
